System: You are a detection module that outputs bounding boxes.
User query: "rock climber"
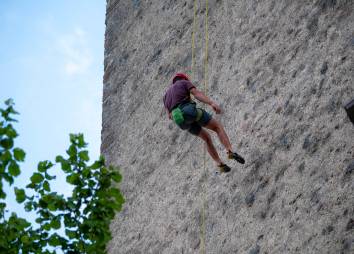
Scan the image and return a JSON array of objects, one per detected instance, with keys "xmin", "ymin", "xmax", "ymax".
[{"xmin": 163, "ymin": 72, "xmax": 245, "ymax": 173}]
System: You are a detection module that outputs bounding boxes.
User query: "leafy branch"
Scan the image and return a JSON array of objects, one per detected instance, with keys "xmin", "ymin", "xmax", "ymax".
[{"xmin": 0, "ymin": 99, "xmax": 124, "ymax": 253}]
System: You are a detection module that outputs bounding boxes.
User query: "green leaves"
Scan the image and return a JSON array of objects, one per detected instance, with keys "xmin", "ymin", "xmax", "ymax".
[
  {"xmin": 67, "ymin": 144, "xmax": 77, "ymax": 157},
  {"xmin": 48, "ymin": 234, "xmax": 61, "ymax": 247},
  {"xmin": 0, "ymin": 99, "xmax": 125, "ymax": 254},
  {"xmin": 38, "ymin": 160, "xmax": 53, "ymax": 172},
  {"xmin": 0, "ymin": 100, "xmax": 26, "ymax": 200},
  {"xmin": 70, "ymin": 133, "xmax": 87, "ymax": 148},
  {"xmin": 66, "ymin": 173, "xmax": 81, "ymax": 185},
  {"xmin": 13, "ymin": 148, "xmax": 25, "ymax": 161},
  {"xmin": 79, "ymin": 150, "xmax": 89, "ymax": 161},
  {"xmin": 111, "ymin": 170, "xmax": 122, "ymax": 183},
  {"xmin": 50, "ymin": 217, "xmax": 61, "ymax": 229},
  {"xmin": 4, "ymin": 98, "xmax": 13, "ymax": 106},
  {"xmin": 14, "ymin": 188, "xmax": 26, "ymax": 203},
  {"xmin": 65, "ymin": 229, "xmax": 77, "ymax": 239},
  {"xmin": 30, "ymin": 173, "xmax": 44, "ymax": 184},
  {"xmin": 5, "ymin": 124, "xmax": 18, "ymax": 138},
  {"xmin": 20, "ymin": 235, "xmax": 30, "ymax": 244},
  {"xmin": 44, "ymin": 172, "xmax": 56, "ymax": 180},
  {"xmin": 1, "ymin": 99, "xmax": 18, "ymax": 122},
  {"xmin": 0, "ymin": 138, "xmax": 14, "ymax": 149},
  {"xmin": 8, "ymin": 161, "xmax": 21, "ymax": 177},
  {"xmin": 43, "ymin": 181, "xmax": 50, "ymax": 192},
  {"xmin": 0, "ymin": 150, "xmax": 11, "ymax": 163},
  {"xmin": 56, "ymin": 155, "xmax": 71, "ymax": 172}
]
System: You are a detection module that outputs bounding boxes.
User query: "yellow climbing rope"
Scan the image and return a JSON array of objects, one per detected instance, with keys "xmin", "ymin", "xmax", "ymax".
[
  {"xmin": 191, "ymin": 0, "xmax": 209, "ymax": 253},
  {"xmin": 191, "ymin": 0, "xmax": 197, "ymax": 78},
  {"xmin": 201, "ymin": 1, "xmax": 208, "ymax": 253},
  {"xmin": 204, "ymin": 0, "xmax": 209, "ymax": 96}
]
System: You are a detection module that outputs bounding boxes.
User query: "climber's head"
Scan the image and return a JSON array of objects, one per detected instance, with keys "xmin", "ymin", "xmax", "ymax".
[{"xmin": 172, "ymin": 73, "xmax": 190, "ymax": 84}]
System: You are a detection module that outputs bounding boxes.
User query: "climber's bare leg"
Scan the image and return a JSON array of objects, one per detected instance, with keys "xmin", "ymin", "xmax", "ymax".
[
  {"xmin": 197, "ymin": 128, "xmax": 222, "ymax": 165},
  {"xmin": 204, "ymin": 118, "xmax": 232, "ymax": 152}
]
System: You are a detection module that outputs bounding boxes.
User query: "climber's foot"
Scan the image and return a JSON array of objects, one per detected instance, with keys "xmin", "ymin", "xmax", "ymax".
[
  {"xmin": 227, "ymin": 151, "xmax": 245, "ymax": 164},
  {"xmin": 218, "ymin": 163, "xmax": 231, "ymax": 173}
]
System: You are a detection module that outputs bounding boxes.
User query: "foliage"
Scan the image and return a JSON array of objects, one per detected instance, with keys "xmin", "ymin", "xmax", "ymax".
[{"xmin": 0, "ymin": 99, "xmax": 124, "ymax": 253}]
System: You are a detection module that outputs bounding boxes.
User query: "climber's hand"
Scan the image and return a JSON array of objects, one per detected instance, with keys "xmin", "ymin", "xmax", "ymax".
[{"xmin": 211, "ymin": 102, "xmax": 222, "ymax": 114}]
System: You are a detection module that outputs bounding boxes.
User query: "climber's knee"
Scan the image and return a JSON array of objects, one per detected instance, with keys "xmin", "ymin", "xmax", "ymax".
[
  {"xmin": 205, "ymin": 118, "xmax": 222, "ymax": 133},
  {"xmin": 198, "ymin": 128, "xmax": 212, "ymax": 144}
]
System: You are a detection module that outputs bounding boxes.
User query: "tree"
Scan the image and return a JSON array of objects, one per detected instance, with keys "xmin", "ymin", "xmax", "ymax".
[{"xmin": 0, "ymin": 99, "xmax": 124, "ymax": 253}]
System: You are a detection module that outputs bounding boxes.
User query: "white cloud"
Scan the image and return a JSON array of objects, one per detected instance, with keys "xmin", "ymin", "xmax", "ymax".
[{"xmin": 58, "ymin": 27, "xmax": 93, "ymax": 75}]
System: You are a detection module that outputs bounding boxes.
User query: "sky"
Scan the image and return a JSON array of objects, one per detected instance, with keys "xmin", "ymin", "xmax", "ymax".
[{"xmin": 0, "ymin": 1, "xmax": 106, "ymax": 219}]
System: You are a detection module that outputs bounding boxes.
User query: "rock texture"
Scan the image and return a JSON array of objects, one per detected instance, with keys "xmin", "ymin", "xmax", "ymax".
[{"xmin": 102, "ymin": 0, "xmax": 354, "ymax": 253}]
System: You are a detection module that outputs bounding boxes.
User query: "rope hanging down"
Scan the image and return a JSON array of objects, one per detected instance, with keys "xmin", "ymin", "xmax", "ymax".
[
  {"xmin": 191, "ymin": 0, "xmax": 209, "ymax": 253},
  {"xmin": 191, "ymin": 0, "xmax": 197, "ymax": 78}
]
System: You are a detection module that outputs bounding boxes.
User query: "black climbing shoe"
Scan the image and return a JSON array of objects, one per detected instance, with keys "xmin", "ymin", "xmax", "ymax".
[
  {"xmin": 227, "ymin": 151, "xmax": 245, "ymax": 164},
  {"xmin": 218, "ymin": 163, "xmax": 231, "ymax": 173}
]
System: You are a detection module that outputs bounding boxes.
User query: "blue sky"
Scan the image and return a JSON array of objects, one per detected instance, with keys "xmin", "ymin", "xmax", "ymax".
[{"xmin": 0, "ymin": 1, "xmax": 105, "ymax": 218}]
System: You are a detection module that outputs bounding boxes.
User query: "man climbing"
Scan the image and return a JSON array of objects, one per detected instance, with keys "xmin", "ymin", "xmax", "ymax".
[{"xmin": 163, "ymin": 72, "xmax": 245, "ymax": 173}]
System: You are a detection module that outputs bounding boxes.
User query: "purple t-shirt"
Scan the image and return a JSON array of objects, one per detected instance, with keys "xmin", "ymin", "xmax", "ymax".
[{"xmin": 163, "ymin": 80, "xmax": 195, "ymax": 112}]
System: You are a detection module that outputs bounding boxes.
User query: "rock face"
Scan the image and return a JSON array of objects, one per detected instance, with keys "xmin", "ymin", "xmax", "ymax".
[{"xmin": 102, "ymin": 0, "xmax": 354, "ymax": 253}]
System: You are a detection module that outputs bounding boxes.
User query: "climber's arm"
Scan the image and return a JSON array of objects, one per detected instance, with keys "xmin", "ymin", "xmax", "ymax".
[{"xmin": 190, "ymin": 88, "xmax": 222, "ymax": 114}]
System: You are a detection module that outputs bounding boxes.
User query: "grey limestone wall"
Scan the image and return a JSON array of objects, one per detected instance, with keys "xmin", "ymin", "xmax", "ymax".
[{"xmin": 102, "ymin": 0, "xmax": 354, "ymax": 253}]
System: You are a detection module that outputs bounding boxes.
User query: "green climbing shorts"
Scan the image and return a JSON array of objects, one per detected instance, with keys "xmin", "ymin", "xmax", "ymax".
[{"xmin": 173, "ymin": 101, "xmax": 212, "ymax": 136}]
